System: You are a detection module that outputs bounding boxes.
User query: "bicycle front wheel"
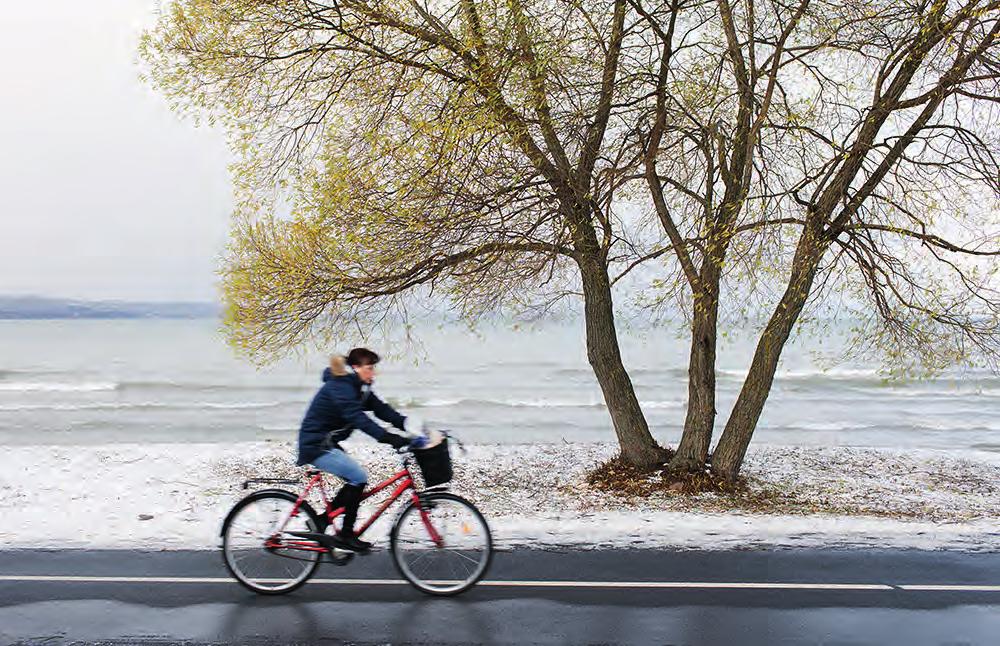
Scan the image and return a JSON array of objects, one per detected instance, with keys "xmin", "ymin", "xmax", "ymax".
[
  {"xmin": 221, "ymin": 490, "xmax": 322, "ymax": 595},
  {"xmin": 390, "ymin": 492, "xmax": 492, "ymax": 596}
]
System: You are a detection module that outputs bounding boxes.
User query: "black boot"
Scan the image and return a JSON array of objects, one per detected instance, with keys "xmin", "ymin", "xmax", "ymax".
[
  {"xmin": 333, "ymin": 484, "xmax": 372, "ymax": 552},
  {"xmin": 319, "ymin": 487, "xmax": 348, "ymax": 533},
  {"xmin": 326, "ymin": 487, "xmax": 348, "ymax": 515}
]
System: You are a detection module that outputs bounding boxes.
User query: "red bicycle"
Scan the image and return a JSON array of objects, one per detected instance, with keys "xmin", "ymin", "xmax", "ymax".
[{"xmin": 220, "ymin": 435, "xmax": 492, "ymax": 596}]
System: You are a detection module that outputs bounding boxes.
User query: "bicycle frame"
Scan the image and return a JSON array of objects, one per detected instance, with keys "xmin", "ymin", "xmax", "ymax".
[{"xmin": 269, "ymin": 458, "xmax": 443, "ymax": 552}]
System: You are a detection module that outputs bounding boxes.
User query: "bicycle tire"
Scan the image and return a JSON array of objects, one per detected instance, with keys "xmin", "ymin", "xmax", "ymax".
[
  {"xmin": 389, "ymin": 492, "xmax": 493, "ymax": 596},
  {"xmin": 221, "ymin": 489, "xmax": 323, "ymax": 595}
]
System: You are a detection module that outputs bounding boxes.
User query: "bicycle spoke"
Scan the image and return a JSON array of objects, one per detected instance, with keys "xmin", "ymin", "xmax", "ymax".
[
  {"xmin": 445, "ymin": 548, "xmax": 480, "ymax": 567},
  {"xmin": 408, "ymin": 549, "xmax": 434, "ymax": 571},
  {"xmin": 232, "ymin": 551, "xmax": 256, "ymax": 566},
  {"xmin": 446, "ymin": 552, "xmax": 460, "ymax": 582}
]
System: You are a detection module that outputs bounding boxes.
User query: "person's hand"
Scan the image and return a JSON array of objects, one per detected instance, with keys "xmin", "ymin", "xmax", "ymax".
[
  {"xmin": 409, "ymin": 435, "xmax": 428, "ymax": 450},
  {"xmin": 381, "ymin": 432, "xmax": 410, "ymax": 450}
]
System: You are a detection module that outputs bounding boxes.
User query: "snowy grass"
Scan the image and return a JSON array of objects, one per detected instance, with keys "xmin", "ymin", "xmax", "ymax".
[{"xmin": 1, "ymin": 441, "xmax": 997, "ymax": 551}]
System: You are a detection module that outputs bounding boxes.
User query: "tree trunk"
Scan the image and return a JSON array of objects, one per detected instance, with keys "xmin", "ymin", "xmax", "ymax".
[
  {"xmin": 711, "ymin": 236, "xmax": 826, "ymax": 481},
  {"xmin": 669, "ymin": 264, "xmax": 721, "ymax": 473},
  {"xmin": 577, "ymin": 251, "xmax": 665, "ymax": 469}
]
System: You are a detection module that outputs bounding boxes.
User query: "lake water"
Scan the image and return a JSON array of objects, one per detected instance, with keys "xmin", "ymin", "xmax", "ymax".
[{"xmin": 0, "ymin": 319, "xmax": 997, "ymax": 453}]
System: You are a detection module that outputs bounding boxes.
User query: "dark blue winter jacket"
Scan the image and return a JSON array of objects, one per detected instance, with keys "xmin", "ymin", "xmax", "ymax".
[{"xmin": 297, "ymin": 357, "xmax": 407, "ymax": 466}]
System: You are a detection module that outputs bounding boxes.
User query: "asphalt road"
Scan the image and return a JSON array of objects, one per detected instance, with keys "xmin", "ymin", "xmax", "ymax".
[{"xmin": 1, "ymin": 548, "xmax": 999, "ymax": 645}]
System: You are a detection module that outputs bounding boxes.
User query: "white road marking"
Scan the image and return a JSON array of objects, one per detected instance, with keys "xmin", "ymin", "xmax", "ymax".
[
  {"xmin": 897, "ymin": 584, "xmax": 1000, "ymax": 592},
  {"xmin": 478, "ymin": 581, "xmax": 893, "ymax": 590},
  {"xmin": 0, "ymin": 575, "xmax": 996, "ymax": 591}
]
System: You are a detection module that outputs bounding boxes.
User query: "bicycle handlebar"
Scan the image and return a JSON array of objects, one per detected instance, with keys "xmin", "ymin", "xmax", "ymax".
[{"xmin": 394, "ymin": 429, "xmax": 459, "ymax": 465}]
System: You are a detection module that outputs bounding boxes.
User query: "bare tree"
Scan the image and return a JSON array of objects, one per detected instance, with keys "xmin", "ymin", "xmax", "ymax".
[
  {"xmin": 624, "ymin": 0, "xmax": 826, "ymax": 472},
  {"xmin": 627, "ymin": 0, "xmax": 1000, "ymax": 480},
  {"xmin": 707, "ymin": 0, "xmax": 1000, "ymax": 480}
]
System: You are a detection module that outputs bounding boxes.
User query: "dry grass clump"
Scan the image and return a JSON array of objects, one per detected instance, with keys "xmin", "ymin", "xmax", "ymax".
[
  {"xmin": 584, "ymin": 453, "xmax": 669, "ymax": 497},
  {"xmin": 584, "ymin": 451, "xmax": 815, "ymax": 514},
  {"xmin": 586, "ymin": 451, "xmax": 748, "ymax": 496}
]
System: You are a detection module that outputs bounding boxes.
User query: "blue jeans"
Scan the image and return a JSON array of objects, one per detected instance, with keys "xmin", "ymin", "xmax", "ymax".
[{"xmin": 312, "ymin": 448, "xmax": 368, "ymax": 487}]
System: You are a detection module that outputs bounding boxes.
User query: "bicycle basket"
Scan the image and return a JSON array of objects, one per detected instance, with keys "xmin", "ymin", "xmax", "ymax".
[{"xmin": 414, "ymin": 437, "xmax": 452, "ymax": 488}]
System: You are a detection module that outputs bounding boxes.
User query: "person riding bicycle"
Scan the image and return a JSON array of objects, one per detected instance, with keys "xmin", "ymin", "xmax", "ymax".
[{"xmin": 297, "ymin": 347, "xmax": 425, "ymax": 552}]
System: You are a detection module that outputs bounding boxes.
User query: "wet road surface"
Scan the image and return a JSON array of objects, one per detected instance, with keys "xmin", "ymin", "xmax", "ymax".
[{"xmin": 1, "ymin": 548, "xmax": 998, "ymax": 645}]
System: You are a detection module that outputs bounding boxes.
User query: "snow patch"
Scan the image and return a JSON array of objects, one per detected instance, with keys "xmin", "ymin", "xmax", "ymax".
[{"xmin": 0, "ymin": 442, "xmax": 997, "ymax": 551}]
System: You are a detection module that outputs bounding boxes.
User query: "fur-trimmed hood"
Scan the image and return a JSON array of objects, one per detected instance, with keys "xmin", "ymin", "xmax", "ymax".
[{"xmin": 326, "ymin": 355, "xmax": 353, "ymax": 379}]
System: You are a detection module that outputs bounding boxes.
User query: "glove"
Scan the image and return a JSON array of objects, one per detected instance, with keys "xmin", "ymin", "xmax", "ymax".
[
  {"xmin": 409, "ymin": 435, "xmax": 428, "ymax": 450},
  {"xmin": 381, "ymin": 432, "xmax": 410, "ymax": 450}
]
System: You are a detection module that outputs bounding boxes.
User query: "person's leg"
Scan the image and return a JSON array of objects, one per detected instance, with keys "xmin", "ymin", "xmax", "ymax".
[
  {"xmin": 311, "ymin": 449, "xmax": 371, "ymax": 551},
  {"xmin": 311, "ymin": 448, "xmax": 368, "ymax": 487}
]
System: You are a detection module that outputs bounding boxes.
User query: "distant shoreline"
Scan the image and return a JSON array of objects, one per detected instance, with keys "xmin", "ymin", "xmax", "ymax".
[
  {"xmin": 0, "ymin": 296, "xmax": 218, "ymax": 319},
  {"xmin": 0, "ymin": 313, "xmax": 218, "ymax": 320}
]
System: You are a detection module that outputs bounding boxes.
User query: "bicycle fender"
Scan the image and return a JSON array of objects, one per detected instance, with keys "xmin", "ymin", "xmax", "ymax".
[{"xmin": 219, "ymin": 488, "xmax": 318, "ymax": 537}]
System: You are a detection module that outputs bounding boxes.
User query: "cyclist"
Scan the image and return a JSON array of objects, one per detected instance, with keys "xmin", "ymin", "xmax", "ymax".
[{"xmin": 297, "ymin": 347, "xmax": 424, "ymax": 552}]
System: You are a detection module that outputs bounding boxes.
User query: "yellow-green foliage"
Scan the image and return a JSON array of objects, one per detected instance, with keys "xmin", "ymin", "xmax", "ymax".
[
  {"xmin": 142, "ymin": 1, "xmax": 613, "ymax": 362},
  {"xmin": 142, "ymin": 0, "xmax": 1000, "ymax": 381}
]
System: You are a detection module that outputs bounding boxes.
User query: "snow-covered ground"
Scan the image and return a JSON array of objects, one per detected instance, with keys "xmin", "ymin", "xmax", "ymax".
[{"xmin": 2, "ymin": 441, "xmax": 998, "ymax": 551}]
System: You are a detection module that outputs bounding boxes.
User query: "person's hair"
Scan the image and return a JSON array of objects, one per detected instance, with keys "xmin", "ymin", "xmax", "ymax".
[{"xmin": 346, "ymin": 347, "xmax": 380, "ymax": 367}]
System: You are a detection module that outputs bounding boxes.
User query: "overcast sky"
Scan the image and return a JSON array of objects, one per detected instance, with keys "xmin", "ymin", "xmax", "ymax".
[{"xmin": 0, "ymin": 1, "xmax": 232, "ymax": 302}]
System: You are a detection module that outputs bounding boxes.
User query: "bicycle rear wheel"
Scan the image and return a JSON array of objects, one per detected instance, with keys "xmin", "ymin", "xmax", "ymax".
[
  {"xmin": 390, "ymin": 492, "xmax": 492, "ymax": 596},
  {"xmin": 221, "ymin": 490, "xmax": 322, "ymax": 594}
]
